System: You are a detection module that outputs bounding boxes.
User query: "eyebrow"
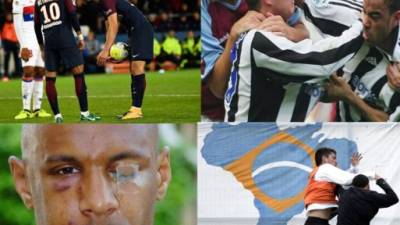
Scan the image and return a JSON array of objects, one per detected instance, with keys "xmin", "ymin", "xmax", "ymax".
[
  {"xmin": 43, "ymin": 151, "xmax": 151, "ymax": 167},
  {"xmin": 108, "ymin": 151, "xmax": 151, "ymax": 166},
  {"xmin": 45, "ymin": 155, "xmax": 81, "ymax": 164}
]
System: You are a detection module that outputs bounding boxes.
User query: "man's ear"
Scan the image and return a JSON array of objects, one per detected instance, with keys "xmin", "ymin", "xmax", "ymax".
[
  {"xmin": 395, "ymin": 10, "xmax": 400, "ymax": 24},
  {"xmin": 8, "ymin": 156, "xmax": 33, "ymax": 209},
  {"xmin": 321, "ymin": 155, "xmax": 327, "ymax": 164},
  {"xmin": 156, "ymin": 147, "xmax": 171, "ymax": 201},
  {"xmin": 263, "ymin": 0, "xmax": 273, "ymax": 7},
  {"xmin": 392, "ymin": 10, "xmax": 400, "ymax": 27}
]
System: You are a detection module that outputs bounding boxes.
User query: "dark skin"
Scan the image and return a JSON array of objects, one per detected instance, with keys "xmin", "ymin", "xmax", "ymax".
[
  {"xmin": 323, "ymin": 0, "xmax": 400, "ymax": 110},
  {"xmin": 9, "ymin": 125, "xmax": 171, "ymax": 225},
  {"xmin": 19, "ymin": 49, "xmax": 46, "ymax": 81},
  {"xmin": 24, "ymin": 39, "xmax": 85, "ymax": 78}
]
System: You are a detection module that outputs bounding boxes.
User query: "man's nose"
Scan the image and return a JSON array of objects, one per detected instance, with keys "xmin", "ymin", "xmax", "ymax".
[
  {"xmin": 79, "ymin": 168, "xmax": 118, "ymax": 217},
  {"xmin": 362, "ymin": 14, "xmax": 370, "ymax": 29}
]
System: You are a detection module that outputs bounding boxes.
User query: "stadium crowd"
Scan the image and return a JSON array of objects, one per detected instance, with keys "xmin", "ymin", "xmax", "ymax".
[{"xmin": 0, "ymin": 0, "xmax": 200, "ymax": 80}]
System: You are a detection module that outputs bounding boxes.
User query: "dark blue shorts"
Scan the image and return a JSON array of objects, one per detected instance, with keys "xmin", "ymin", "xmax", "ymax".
[
  {"xmin": 128, "ymin": 20, "xmax": 154, "ymax": 63},
  {"xmin": 45, "ymin": 47, "xmax": 84, "ymax": 72}
]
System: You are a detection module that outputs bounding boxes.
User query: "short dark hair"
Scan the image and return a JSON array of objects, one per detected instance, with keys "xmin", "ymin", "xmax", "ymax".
[
  {"xmin": 247, "ymin": 0, "xmax": 261, "ymax": 10},
  {"xmin": 315, "ymin": 148, "xmax": 336, "ymax": 166},
  {"xmin": 352, "ymin": 174, "xmax": 369, "ymax": 188},
  {"xmin": 385, "ymin": 0, "xmax": 400, "ymax": 13}
]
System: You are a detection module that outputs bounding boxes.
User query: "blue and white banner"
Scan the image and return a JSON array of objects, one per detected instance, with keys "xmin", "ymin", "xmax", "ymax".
[{"xmin": 198, "ymin": 123, "xmax": 400, "ymax": 225}]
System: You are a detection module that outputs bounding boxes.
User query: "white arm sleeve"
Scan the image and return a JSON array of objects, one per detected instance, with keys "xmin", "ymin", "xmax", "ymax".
[
  {"xmin": 347, "ymin": 165, "xmax": 359, "ymax": 174},
  {"xmin": 13, "ymin": 13, "xmax": 25, "ymax": 48},
  {"xmin": 251, "ymin": 21, "xmax": 363, "ymax": 81},
  {"xmin": 315, "ymin": 164, "xmax": 356, "ymax": 185}
]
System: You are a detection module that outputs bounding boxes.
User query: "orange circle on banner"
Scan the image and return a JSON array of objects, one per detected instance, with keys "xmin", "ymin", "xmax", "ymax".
[{"xmin": 224, "ymin": 131, "xmax": 316, "ymax": 212}]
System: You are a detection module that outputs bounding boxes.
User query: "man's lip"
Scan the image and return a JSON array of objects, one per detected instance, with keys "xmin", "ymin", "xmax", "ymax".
[{"xmin": 363, "ymin": 30, "xmax": 369, "ymax": 39}]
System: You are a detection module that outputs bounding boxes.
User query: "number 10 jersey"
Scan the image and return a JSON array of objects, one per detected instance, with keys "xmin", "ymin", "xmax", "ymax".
[{"xmin": 34, "ymin": 0, "xmax": 78, "ymax": 49}]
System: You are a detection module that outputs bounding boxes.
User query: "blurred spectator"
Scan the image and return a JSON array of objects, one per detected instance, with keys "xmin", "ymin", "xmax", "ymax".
[
  {"xmin": 176, "ymin": 15, "xmax": 191, "ymax": 31},
  {"xmin": 148, "ymin": 14, "xmax": 160, "ymax": 32},
  {"xmin": 195, "ymin": 35, "xmax": 201, "ymax": 56},
  {"xmin": 157, "ymin": 12, "xmax": 175, "ymax": 32},
  {"xmin": 148, "ymin": 38, "xmax": 162, "ymax": 71},
  {"xmin": 3, "ymin": 0, "xmax": 12, "ymax": 13},
  {"xmin": 160, "ymin": 30, "xmax": 182, "ymax": 68},
  {"xmin": 189, "ymin": 12, "xmax": 200, "ymax": 31},
  {"xmin": 78, "ymin": 0, "xmax": 103, "ymax": 33},
  {"xmin": 180, "ymin": 31, "xmax": 200, "ymax": 68},
  {"xmin": 1, "ymin": 13, "xmax": 21, "ymax": 81},
  {"xmin": 83, "ymin": 30, "xmax": 103, "ymax": 73},
  {"xmin": 168, "ymin": 0, "xmax": 182, "ymax": 12}
]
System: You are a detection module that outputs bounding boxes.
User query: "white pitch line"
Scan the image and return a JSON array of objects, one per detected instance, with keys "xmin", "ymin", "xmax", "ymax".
[{"xmin": 0, "ymin": 94, "xmax": 199, "ymax": 100}]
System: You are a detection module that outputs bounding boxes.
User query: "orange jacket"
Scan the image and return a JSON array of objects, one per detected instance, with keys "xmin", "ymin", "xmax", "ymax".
[
  {"xmin": 1, "ymin": 22, "xmax": 18, "ymax": 43},
  {"xmin": 304, "ymin": 167, "xmax": 337, "ymax": 208}
]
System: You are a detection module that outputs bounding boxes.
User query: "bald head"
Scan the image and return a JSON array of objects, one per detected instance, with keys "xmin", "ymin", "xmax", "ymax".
[
  {"xmin": 11, "ymin": 124, "xmax": 170, "ymax": 225},
  {"xmin": 21, "ymin": 124, "xmax": 158, "ymax": 161}
]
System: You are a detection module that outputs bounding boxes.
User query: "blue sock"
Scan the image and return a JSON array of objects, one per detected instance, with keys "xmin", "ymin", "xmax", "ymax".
[{"xmin": 131, "ymin": 74, "xmax": 146, "ymax": 107}]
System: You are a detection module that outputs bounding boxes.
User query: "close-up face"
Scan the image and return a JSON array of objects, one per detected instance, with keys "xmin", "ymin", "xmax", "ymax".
[
  {"xmin": 362, "ymin": 0, "xmax": 399, "ymax": 46},
  {"xmin": 322, "ymin": 153, "xmax": 337, "ymax": 167},
  {"xmin": 10, "ymin": 125, "xmax": 170, "ymax": 225}
]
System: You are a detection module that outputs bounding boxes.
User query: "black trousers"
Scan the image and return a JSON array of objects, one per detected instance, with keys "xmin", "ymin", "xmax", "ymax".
[
  {"xmin": 305, "ymin": 217, "xmax": 330, "ymax": 225},
  {"xmin": 2, "ymin": 40, "xmax": 21, "ymax": 77}
]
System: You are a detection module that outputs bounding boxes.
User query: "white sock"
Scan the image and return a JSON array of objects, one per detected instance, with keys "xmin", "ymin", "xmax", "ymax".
[
  {"xmin": 33, "ymin": 78, "xmax": 44, "ymax": 111},
  {"xmin": 81, "ymin": 111, "xmax": 89, "ymax": 117},
  {"xmin": 55, "ymin": 113, "xmax": 62, "ymax": 119},
  {"xmin": 22, "ymin": 79, "xmax": 34, "ymax": 111}
]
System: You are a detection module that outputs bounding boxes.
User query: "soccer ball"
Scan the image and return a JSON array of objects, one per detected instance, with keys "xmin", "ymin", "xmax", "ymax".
[{"xmin": 109, "ymin": 42, "xmax": 129, "ymax": 61}]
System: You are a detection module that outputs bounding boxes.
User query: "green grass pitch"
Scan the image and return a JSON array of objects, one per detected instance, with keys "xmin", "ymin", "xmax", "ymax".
[{"xmin": 0, "ymin": 69, "xmax": 200, "ymax": 123}]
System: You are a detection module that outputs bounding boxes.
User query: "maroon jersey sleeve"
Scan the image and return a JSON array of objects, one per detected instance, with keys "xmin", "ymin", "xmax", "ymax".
[
  {"xmin": 64, "ymin": 0, "xmax": 81, "ymax": 32},
  {"xmin": 64, "ymin": 0, "xmax": 77, "ymax": 13},
  {"xmin": 102, "ymin": 0, "xmax": 117, "ymax": 17},
  {"xmin": 34, "ymin": 3, "xmax": 44, "ymax": 46}
]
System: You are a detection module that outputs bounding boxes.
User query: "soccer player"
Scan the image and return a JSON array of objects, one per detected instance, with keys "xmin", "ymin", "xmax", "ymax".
[
  {"xmin": 337, "ymin": 174, "xmax": 398, "ymax": 225},
  {"xmin": 33, "ymin": 0, "xmax": 100, "ymax": 123},
  {"xmin": 297, "ymin": 0, "xmax": 400, "ymax": 122},
  {"xmin": 304, "ymin": 148, "xmax": 365, "ymax": 225},
  {"xmin": 224, "ymin": 0, "xmax": 365, "ymax": 122},
  {"xmin": 97, "ymin": 0, "xmax": 153, "ymax": 120},
  {"xmin": 314, "ymin": 0, "xmax": 400, "ymax": 122},
  {"xmin": 201, "ymin": 0, "xmax": 309, "ymax": 121},
  {"xmin": 201, "ymin": 0, "xmax": 253, "ymax": 121},
  {"xmin": 9, "ymin": 124, "xmax": 171, "ymax": 225},
  {"xmin": 12, "ymin": 0, "xmax": 51, "ymax": 119}
]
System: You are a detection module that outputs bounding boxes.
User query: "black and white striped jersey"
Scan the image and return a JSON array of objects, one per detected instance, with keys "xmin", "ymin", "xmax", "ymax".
[
  {"xmin": 303, "ymin": 0, "xmax": 400, "ymax": 121},
  {"xmin": 224, "ymin": 22, "xmax": 364, "ymax": 122},
  {"xmin": 303, "ymin": 0, "xmax": 363, "ymax": 37},
  {"xmin": 338, "ymin": 31, "xmax": 400, "ymax": 121}
]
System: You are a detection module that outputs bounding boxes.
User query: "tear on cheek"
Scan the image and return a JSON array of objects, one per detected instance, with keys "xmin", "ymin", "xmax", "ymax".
[{"xmin": 117, "ymin": 173, "xmax": 149, "ymax": 193}]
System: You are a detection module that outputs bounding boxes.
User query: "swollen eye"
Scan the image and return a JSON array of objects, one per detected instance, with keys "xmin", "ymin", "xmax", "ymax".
[{"xmin": 116, "ymin": 164, "xmax": 139, "ymax": 183}]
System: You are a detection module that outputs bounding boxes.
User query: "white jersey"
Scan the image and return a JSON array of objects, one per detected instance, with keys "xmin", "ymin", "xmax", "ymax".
[
  {"xmin": 303, "ymin": 0, "xmax": 363, "ymax": 38},
  {"xmin": 338, "ymin": 37, "xmax": 400, "ymax": 122},
  {"xmin": 224, "ymin": 22, "xmax": 364, "ymax": 122},
  {"xmin": 12, "ymin": 0, "xmax": 40, "ymax": 49}
]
